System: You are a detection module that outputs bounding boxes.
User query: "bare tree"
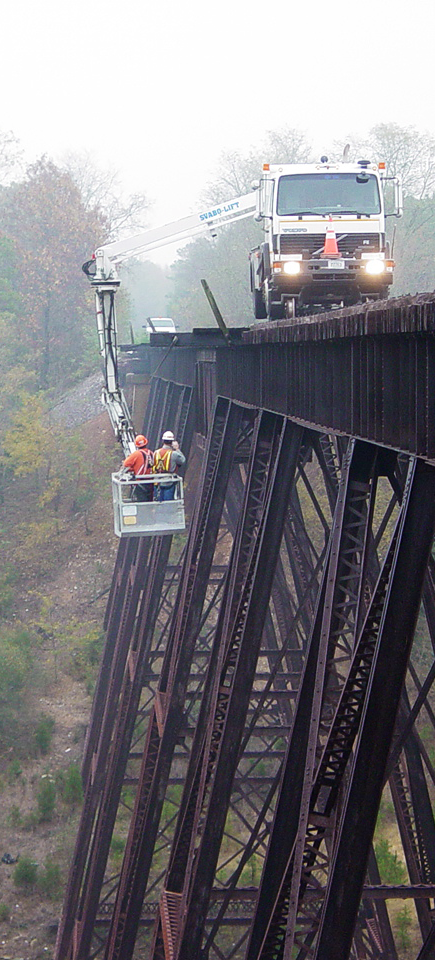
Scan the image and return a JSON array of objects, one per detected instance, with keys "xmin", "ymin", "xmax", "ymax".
[
  {"xmin": 336, "ymin": 123, "xmax": 435, "ymax": 200},
  {"xmin": 202, "ymin": 126, "xmax": 313, "ymax": 203},
  {"xmin": 62, "ymin": 150, "xmax": 150, "ymax": 239},
  {"xmin": 0, "ymin": 130, "xmax": 23, "ymax": 185}
]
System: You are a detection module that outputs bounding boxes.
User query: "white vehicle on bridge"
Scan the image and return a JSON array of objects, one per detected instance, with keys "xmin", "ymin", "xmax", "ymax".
[
  {"xmin": 82, "ymin": 155, "xmax": 402, "ymax": 535},
  {"xmin": 144, "ymin": 317, "xmax": 177, "ymax": 334},
  {"xmin": 249, "ymin": 157, "xmax": 403, "ymax": 320}
]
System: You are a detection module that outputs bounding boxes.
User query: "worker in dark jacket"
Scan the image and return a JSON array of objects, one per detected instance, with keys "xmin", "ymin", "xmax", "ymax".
[
  {"xmin": 152, "ymin": 430, "xmax": 185, "ymax": 501},
  {"xmin": 122, "ymin": 435, "xmax": 154, "ymax": 501}
]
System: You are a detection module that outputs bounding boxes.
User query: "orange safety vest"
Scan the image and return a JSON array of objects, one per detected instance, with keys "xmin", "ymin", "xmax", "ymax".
[{"xmin": 152, "ymin": 447, "xmax": 172, "ymax": 474}]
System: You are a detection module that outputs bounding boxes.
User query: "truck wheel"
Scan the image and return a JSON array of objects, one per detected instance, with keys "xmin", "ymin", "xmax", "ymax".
[
  {"xmin": 285, "ymin": 298, "xmax": 297, "ymax": 320},
  {"xmin": 253, "ymin": 288, "xmax": 267, "ymax": 320},
  {"xmin": 267, "ymin": 297, "xmax": 285, "ymax": 321}
]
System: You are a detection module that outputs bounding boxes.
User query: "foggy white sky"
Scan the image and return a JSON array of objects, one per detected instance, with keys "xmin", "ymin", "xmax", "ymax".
[{"xmin": 1, "ymin": 0, "xmax": 433, "ymax": 242}]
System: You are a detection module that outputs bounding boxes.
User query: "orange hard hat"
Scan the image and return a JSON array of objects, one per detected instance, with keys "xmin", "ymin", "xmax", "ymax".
[{"xmin": 135, "ymin": 435, "xmax": 148, "ymax": 447}]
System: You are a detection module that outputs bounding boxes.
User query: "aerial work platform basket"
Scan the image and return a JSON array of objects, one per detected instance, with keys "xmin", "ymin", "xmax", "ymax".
[{"xmin": 112, "ymin": 473, "xmax": 185, "ymax": 538}]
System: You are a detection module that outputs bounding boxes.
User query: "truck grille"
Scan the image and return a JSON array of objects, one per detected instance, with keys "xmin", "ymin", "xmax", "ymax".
[{"xmin": 279, "ymin": 233, "xmax": 380, "ymax": 257}]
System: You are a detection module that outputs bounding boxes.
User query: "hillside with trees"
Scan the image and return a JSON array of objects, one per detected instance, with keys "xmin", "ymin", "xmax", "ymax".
[{"xmin": 0, "ymin": 138, "xmax": 144, "ymax": 958}]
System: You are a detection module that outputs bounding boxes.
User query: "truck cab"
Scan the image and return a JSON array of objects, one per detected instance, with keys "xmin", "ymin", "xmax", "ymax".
[{"xmin": 250, "ymin": 158, "xmax": 402, "ymax": 320}]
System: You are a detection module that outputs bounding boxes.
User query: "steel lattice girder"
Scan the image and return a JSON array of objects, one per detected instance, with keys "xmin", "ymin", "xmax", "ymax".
[
  {"xmin": 56, "ymin": 374, "xmax": 435, "ymax": 960},
  {"xmin": 102, "ymin": 399, "xmax": 258, "ymax": 960},
  {"xmin": 246, "ymin": 438, "xmax": 381, "ymax": 960},
  {"xmin": 312, "ymin": 458, "xmax": 435, "ymax": 959},
  {"xmin": 54, "ymin": 379, "xmax": 193, "ymax": 960},
  {"xmin": 149, "ymin": 414, "xmax": 305, "ymax": 960}
]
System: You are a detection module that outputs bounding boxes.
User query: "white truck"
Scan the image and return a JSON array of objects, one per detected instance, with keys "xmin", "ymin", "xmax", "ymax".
[
  {"xmin": 82, "ymin": 156, "xmax": 402, "ymax": 450},
  {"xmin": 249, "ymin": 156, "xmax": 402, "ymax": 319}
]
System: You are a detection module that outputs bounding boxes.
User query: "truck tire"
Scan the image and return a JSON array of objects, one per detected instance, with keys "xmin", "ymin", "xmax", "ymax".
[
  {"xmin": 285, "ymin": 297, "xmax": 297, "ymax": 320},
  {"xmin": 267, "ymin": 290, "xmax": 285, "ymax": 321},
  {"xmin": 253, "ymin": 288, "xmax": 267, "ymax": 320},
  {"xmin": 267, "ymin": 300, "xmax": 285, "ymax": 320}
]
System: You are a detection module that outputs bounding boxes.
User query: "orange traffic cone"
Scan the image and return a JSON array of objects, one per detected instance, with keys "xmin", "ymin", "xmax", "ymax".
[{"xmin": 321, "ymin": 217, "xmax": 340, "ymax": 258}]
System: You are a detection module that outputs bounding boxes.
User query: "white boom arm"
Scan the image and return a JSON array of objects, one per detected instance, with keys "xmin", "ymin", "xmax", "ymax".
[
  {"xmin": 84, "ymin": 191, "xmax": 255, "ymax": 454},
  {"xmin": 92, "ymin": 191, "xmax": 255, "ymax": 280}
]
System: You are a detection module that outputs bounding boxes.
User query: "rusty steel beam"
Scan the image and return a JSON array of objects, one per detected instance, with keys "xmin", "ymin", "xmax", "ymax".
[
  {"xmin": 313, "ymin": 458, "xmax": 435, "ymax": 960},
  {"xmin": 57, "ymin": 301, "xmax": 435, "ymax": 960},
  {"xmin": 246, "ymin": 439, "xmax": 380, "ymax": 960},
  {"xmin": 150, "ymin": 415, "xmax": 304, "ymax": 960},
  {"xmin": 54, "ymin": 380, "xmax": 193, "ymax": 960},
  {"xmin": 102, "ymin": 399, "xmax": 256, "ymax": 960}
]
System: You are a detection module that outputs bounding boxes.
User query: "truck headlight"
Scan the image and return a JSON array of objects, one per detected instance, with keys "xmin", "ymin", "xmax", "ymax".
[
  {"xmin": 283, "ymin": 261, "xmax": 301, "ymax": 276},
  {"xmin": 365, "ymin": 259, "xmax": 385, "ymax": 276}
]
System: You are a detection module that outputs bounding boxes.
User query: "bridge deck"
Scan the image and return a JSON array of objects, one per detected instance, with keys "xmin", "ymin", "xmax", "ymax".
[{"xmin": 124, "ymin": 292, "xmax": 435, "ymax": 460}]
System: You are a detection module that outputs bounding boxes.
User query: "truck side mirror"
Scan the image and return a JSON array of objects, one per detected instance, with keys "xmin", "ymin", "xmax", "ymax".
[{"xmin": 383, "ymin": 176, "xmax": 403, "ymax": 218}]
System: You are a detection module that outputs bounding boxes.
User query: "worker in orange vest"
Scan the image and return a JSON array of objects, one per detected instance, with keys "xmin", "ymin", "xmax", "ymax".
[
  {"xmin": 153, "ymin": 430, "xmax": 185, "ymax": 501},
  {"xmin": 122, "ymin": 435, "xmax": 154, "ymax": 502}
]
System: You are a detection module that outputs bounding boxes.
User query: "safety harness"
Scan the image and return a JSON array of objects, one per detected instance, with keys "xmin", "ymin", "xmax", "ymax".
[{"xmin": 152, "ymin": 448, "xmax": 172, "ymax": 474}]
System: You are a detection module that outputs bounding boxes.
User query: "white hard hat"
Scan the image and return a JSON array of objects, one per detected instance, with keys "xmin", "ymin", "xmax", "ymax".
[{"xmin": 162, "ymin": 430, "xmax": 175, "ymax": 442}]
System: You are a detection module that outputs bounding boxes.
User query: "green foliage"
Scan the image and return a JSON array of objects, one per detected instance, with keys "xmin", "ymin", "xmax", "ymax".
[
  {"xmin": 34, "ymin": 714, "xmax": 55, "ymax": 755},
  {"xmin": 14, "ymin": 856, "xmax": 38, "ymax": 889},
  {"xmin": 36, "ymin": 776, "xmax": 56, "ymax": 822},
  {"xmin": 7, "ymin": 759, "xmax": 23, "ymax": 783},
  {"xmin": 37, "ymin": 860, "xmax": 62, "ymax": 900},
  {"xmin": 0, "ymin": 632, "xmax": 31, "ymax": 696},
  {"xmin": 375, "ymin": 797, "xmax": 395, "ymax": 830},
  {"xmin": 0, "ymin": 902, "xmax": 10, "ymax": 921},
  {"xmin": 0, "ymin": 565, "xmax": 18, "ymax": 618},
  {"xmin": 0, "ymin": 630, "xmax": 33, "ymax": 750},
  {"xmin": 121, "ymin": 787, "xmax": 135, "ymax": 812},
  {"xmin": 168, "ymin": 220, "xmax": 261, "ymax": 328},
  {"xmin": 57, "ymin": 763, "xmax": 83, "ymax": 806},
  {"xmin": 374, "ymin": 838, "xmax": 407, "ymax": 884},
  {"xmin": 110, "ymin": 835, "xmax": 126, "ymax": 859},
  {"xmin": 240, "ymin": 855, "xmax": 262, "ymax": 886},
  {"xmin": 0, "ymin": 158, "xmax": 105, "ymax": 391},
  {"xmin": 23, "ymin": 811, "xmax": 39, "ymax": 831},
  {"xmin": 395, "ymin": 905, "xmax": 412, "ymax": 951},
  {"xmin": 68, "ymin": 627, "xmax": 104, "ymax": 682}
]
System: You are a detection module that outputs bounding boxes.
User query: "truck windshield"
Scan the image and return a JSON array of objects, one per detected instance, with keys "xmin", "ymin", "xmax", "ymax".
[{"xmin": 276, "ymin": 173, "xmax": 381, "ymax": 216}]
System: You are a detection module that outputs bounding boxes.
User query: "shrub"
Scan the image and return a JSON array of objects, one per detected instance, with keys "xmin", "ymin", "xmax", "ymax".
[
  {"xmin": 0, "ymin": 631, "xmax": 33, "ymax": 752},
  {"xmin": 57, "ymin": 763, "xmax": 83, "ymax": 806},
  {"xmin": 37, "ymin": 860, "xmax": 62, "ymax": 900},
  {"xmin": 0, "ymin": 637, "xmax": 29, "ymax": 697},
  {"xmin": 110, "ymin": 835, "xmax": 125, "ymax": 857},
  {"xmin": 36, "ymin": 776, "xmax": 56, "ymax": 822},
  {"xmin": 69, "ymin": 628, "xmax": 104, "ymax": 682},
  {"xmin": 14, "ymin": 856, "xmax": 38, "ymax": 888},
  {"xmin": 395, "ymin": 905, "xmax": 412, "ymax": 951},
  {"xmin": 23, "ymin": 811, "xmax": 39, "ymax": 831},
  {"xmin": 374, "ymin": 838, "xmax": 407, "ymax": 884},
  {"xmin": 0, "ymin": 902, "xmax": 10, "ymax": 921},
  {"xmin": 7, "ymin": 759, "xmax": 23, "ymax": 783},
  {"xmin": 34, "ymin": 715, "xmax": 55, "ymax": 755},
  {"xmin": 0, "ymin": 565, "xmax": 18, "ymax": 619}
]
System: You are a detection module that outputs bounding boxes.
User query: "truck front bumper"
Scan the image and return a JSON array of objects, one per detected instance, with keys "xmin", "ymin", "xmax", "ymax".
[{"xmin": 271, "ymin": 257, "xmax": 394, "ymax": 304}]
